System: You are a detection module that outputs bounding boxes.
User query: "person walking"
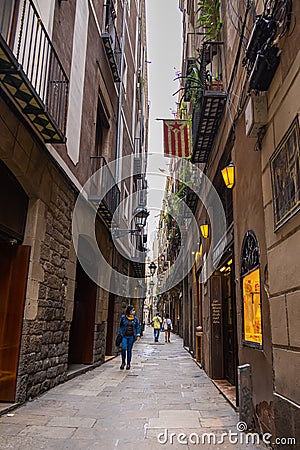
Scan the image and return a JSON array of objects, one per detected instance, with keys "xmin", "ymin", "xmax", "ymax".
[
  {"xmin": 152, "ymin": 312, "xmax": 162, "ymax": 342},
  {"xmin": 119, "ymin": 305, "xmax": 141, "ymax": 370},
  {"xmin": 163, "ymin": 314, "xmax": 173, "ymax": 343}
]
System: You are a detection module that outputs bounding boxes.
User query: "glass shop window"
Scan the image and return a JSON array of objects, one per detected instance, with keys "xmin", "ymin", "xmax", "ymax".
[
  {"xmin": 242, "ymin": 268, "xmax": 262, "ymax": 345},
  {"xmin": 241, "ymin": 230, "xmax": 263, "ymax": 348}
]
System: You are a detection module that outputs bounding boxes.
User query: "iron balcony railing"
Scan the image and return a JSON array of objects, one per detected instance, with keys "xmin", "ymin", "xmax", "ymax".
[
  {"xmin": 89, "ymin": 156, "xmax": 120, "ymax": 228},
  {"xmin": 101, "ymin": 2, "xmax": 121, "ymax": 82},
  {"xmin": 191, "ymin": 42, "xmax": 227, "ymax": 164},
  {"xmin": 0, "ymin": 0, "xmax": 68, "ymax": 141}
]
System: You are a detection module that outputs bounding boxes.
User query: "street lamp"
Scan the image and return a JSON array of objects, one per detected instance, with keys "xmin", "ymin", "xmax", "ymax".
[
  {"xmin": 221, "ymin": 162, "xmax": 235, "ymax": 189},
  {"xmin": 112, "ymin": 206, "xmax": 149, "ymax": 238},
  {"xmin": 134, "ymin": 206, "xmax": 150, "ymax": 229},
  {"xmin": 200, "ymin": 221, "xmax": 209, "ymax": 239},
  {"xmin": 148, "ymin": 261, "xmax": 157, "ymax": 277}
]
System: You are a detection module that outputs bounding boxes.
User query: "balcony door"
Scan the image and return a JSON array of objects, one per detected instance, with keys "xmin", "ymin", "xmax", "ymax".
[
  {"xmin": 0, "ymin": 244, "xmax": 30, "ymax": 402},
  {"xmin": 0, "ymin": 0, "xmax": 20, "ymax": 48}
]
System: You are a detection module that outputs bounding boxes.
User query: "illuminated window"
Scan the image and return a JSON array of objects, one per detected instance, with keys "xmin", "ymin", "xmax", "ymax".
[
  {"xmin": 242, "ymin": 268, "xmax": 262, "ymax": 345},
  {"xmin": 241, "ymin": 231, "xmax": 262, "ymax": 348}
]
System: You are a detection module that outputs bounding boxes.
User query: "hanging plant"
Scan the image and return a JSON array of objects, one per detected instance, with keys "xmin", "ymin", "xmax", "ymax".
[{"xmin": 196, "ymin": 0, "xmax": 222, "ymax": 41}]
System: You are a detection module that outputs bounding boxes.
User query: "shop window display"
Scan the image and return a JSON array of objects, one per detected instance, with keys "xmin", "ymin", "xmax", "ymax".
[
  {"xmin": 242, "ymin": 268, "xmax": 262, "ymax": 345},
  {"xmin": 240, "ymin": 230, "xmax": 262, "ymax": 348}
]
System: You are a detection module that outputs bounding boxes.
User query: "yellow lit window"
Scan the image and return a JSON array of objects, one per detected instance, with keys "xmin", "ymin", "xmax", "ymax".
[{"xmin": 242, "ymin": 268, "xmax": 262, "ymax": 345}]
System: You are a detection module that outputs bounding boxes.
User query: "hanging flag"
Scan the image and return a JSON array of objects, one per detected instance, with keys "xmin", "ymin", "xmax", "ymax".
[{"xmin": 163, "ymin": 119, "xmax": 191, "ymax": 158}]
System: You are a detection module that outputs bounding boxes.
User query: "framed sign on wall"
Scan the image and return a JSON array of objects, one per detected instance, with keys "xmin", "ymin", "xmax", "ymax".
[{"xmin": 270, "ymin": 115, "xmax": 300, "ymax": 230}]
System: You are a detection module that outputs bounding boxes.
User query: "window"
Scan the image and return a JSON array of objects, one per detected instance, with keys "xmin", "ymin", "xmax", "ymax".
[
  {"xmin": 241, "ymin": 231, "xmax": 262, "ymax": 348},
  {"xmin": 123, "ymin": 184, "xmax": 129, "ymax": 220},
  {"xmin": 242, "ymin": 268, "xmax": 262, "ymax": 345},
  {"xmin": 95, "ymin": 93, "xmax": 109, "ymax": 157},
  {"xmin": 270, "ymin": 115, "xmax": 300, "ymax": 230}
]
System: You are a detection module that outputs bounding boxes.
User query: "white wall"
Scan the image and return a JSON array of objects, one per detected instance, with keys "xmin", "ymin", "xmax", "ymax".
[{"xmin": 66, "ymin": 0, "xmax": 89, "ymax": 164}]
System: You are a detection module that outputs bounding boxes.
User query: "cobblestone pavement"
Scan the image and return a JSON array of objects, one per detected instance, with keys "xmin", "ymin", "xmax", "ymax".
[{"xmin": 0, "ymin": 327, "xmax": 268, "ymax": 449}]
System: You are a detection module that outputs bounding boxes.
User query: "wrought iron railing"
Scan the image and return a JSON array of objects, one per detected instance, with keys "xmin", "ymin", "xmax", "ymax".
[
  {"xmin": 89, "ymin": 156, "xmax": 120, "ymax": 223},
  {"xmin": 191, "ymin": 42, "xmax": 227, "ymax": 164},
  {"xmin": 101, "ymin": 2, "xmax": 121, "ymax": 82},
  {"xmin": 0, "ymin": 0, "xmax": 68, "ymax": 136}
]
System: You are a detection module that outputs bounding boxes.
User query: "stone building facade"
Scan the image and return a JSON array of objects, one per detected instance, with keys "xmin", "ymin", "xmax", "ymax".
[{"xmin": 0, "ymin": 0, "xmax": 148, "ymax": 404}]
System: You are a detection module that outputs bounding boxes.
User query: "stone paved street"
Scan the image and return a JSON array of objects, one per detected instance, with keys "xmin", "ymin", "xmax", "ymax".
[{"xmin": 0, "ymin": 328, "xmax": 268, "ymax": 450}]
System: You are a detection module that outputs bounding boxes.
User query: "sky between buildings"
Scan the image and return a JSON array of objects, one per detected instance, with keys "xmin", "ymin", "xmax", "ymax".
[{"xmin": 145, "ymin": 0, "xmax": 182, "ymax": 257}]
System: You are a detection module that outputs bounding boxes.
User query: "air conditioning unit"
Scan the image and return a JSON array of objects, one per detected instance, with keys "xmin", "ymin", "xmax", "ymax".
[
  {"xmin": 249, "ymin": 45, "xmax": 280, "ymax": 91},
  {"xmin": 245, "ymin": 94, "xmax": 268, "ymax": 137}
]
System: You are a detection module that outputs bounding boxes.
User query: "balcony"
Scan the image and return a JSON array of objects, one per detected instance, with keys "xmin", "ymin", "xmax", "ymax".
[
  {"xmin": 101, "ymin": 2, "xmax": 121, "ymax": 82},
  {"xmin": 184, "ymin": 186, "xmax": 198, "ymax": 214},
  {"xmin": 89, "ymin": 156, "xmax": 120, "ymax": 228},
  {"xmin": 133, "ymin": 155, "xmax": 142, "ymax": 179},
  {"xmin": 0, "ymin": 0, "xmax": 68, "ymax": 142},
  {"xmin": 166, "ymin": 228, "xmax": 181, "ymax": 263},
  {"xmin": 131, "ymin": 241, "xmax": 147, "ymax": 278},
  {"xmin": 191, "ymin": 42, "xmax": 226, "ymax": 164},
  {"xmin": 131, "ymin": 258, "xmax": 146, "ymax": 278}
]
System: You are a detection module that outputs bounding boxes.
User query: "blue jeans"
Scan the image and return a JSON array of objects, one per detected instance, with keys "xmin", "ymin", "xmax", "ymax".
[
  {"xmin": 154, "ymin": 328, "xmax": 160, "ymax": 341},
  {"xmin": 121, "ymin": 335, "xmax": 135, "ymax": 364}
]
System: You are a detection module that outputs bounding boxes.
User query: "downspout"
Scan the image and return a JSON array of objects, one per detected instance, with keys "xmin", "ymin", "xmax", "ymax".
[{"xmin": 115, "ymin": 0, "xmax": 127, "ymax": 184}]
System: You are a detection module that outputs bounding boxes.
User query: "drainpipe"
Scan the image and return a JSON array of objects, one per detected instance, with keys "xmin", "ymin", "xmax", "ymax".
[{"xmin": 115, "ymin": 0, "xmax": 127, "ymax": 184}]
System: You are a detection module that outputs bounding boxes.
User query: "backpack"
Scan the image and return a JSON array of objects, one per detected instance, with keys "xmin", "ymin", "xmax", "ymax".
[{"xmin": 167, "ymin": 319, "xmax": 171, "ymax": 331}]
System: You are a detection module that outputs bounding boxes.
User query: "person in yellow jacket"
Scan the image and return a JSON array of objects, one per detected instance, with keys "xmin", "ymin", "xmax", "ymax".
[{"xmin": 152, "ymin": 312, "xmax": 162, "ymax": 342}]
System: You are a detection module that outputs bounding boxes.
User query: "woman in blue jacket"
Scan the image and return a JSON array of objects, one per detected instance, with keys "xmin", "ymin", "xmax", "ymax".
[{"xmin": 119, "ymin": 305, "xmax": 141, "ymax": 370}]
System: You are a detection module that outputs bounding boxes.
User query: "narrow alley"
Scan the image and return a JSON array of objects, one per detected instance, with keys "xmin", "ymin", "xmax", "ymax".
[{"xmin": 0, "ymin": 328, "xmax": 267, "ymax": 450}]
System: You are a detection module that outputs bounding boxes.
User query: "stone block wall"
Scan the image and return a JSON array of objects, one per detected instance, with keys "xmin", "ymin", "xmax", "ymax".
[
  {"xmin": 16, "ymin": 174, "xmax": 76, "ymax": 402},
  {"xmin": 93, "ymin": 322, "xmax": 106, "ymax": 363}
]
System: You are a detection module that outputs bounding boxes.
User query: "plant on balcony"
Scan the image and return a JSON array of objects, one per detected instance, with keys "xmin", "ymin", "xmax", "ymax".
[
  {"xmin": 174, "ymin": 51, "xmax": 205, "ymax": 106},
  {"xmin": 196, "ymin": 0, "xmax": 222, "ymax": 41},
  {"xmin": 176, "ymin": 182, "xmax": 188, "ymax": 200},
  {"xmin": 184, "ymin": 63, "xmax": 205, "ymax": 103}
]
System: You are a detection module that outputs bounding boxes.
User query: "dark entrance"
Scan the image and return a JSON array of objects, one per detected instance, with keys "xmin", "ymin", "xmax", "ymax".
[
  {"xmin": 68, "ymin": 236, "xmax": 98, "ymax": 365},
  {"xmin": 68, "ymin": 261, "xmax": 97, "ymax": 364},
  {"xmin": 210, "ymin": 257, "xmax": 237, "ymax": 386},
  {"xmin": 222, "ymin": 261, "xmax": 237, "ymax": 385},
  {"xmin": 0, "ymin": 244, "xmax": 30, "ymax": 401}
]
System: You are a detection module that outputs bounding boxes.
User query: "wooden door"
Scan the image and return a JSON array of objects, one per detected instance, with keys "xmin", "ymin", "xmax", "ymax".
[
  {"xmin": 0, "ymin": 244, "xmax": 30, "ymax": 402},
  {"xmin": 68, "ymin": 262, "xmax": 97, "ymax": 364}
]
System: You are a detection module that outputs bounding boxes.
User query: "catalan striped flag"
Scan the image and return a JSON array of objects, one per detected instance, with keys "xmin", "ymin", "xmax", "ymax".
[{"xmin": 163, "ymin": 119, "xmax": 191, "ymax": 158}]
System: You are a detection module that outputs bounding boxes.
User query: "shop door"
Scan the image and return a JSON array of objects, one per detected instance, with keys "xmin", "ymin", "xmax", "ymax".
[
  {"xmin": 0, "ymin": 244, "xmax": 30, "ymax": 402},
  {"xmin": 210, "ymin": 275, "xmax": 223, "ymax": 379},
  {"xmin": 223, "ymin": 269, "xmax": 237, "ymax": 385},
  {"xmin": 68, "ymin": 262, "xmax": 97, "ymax": 364}
]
